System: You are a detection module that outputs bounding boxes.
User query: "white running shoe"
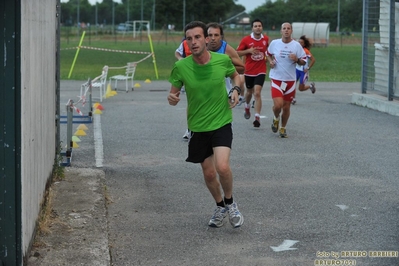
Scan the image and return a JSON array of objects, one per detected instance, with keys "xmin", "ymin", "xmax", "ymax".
[
  {"xmin": 226, "ymin": 202, "xmax": 244, "ymax": 228},
  {"xmin": 208, "ymin": 206, "xmax": 227, "ymax": 228},
  {"xmin": 182, "ymin": 129, "xmax": 190, "ymax": 140}
]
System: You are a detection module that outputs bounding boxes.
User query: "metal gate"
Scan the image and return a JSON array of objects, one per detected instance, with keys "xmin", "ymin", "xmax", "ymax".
[{"xmin": 362, "ymin": 0, "xmax": 398, "ymax": 100}]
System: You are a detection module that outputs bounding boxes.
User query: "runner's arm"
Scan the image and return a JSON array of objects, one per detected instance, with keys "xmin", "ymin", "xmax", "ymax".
[{"xmin": 226, "ymin": 44, "xmax": 245, "ymax": 74}]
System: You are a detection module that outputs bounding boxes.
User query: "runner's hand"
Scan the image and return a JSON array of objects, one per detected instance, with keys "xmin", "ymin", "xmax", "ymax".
[
  {"xmin": 229, "ymin": 90, "xmax": 239, "ymax": 109},
  {"xmin": 167, "ymin": 91, "xmax": 180, "ymax": 106}
]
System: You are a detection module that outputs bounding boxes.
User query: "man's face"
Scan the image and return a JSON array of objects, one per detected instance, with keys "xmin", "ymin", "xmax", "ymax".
[
  {"xmin": 281, "ymin": 23, "xmax": 292, "ymax": 38},
  {"xmin": 252, "ymin": 22, "xmax": 263, "ymax": 35},
  {"xmin": 207, "ymin": 27, "xmax": 222, "ymax": 52},
  {"xmin": 186, "ymin": 27, "xmax": 208, "ymax": 56}
]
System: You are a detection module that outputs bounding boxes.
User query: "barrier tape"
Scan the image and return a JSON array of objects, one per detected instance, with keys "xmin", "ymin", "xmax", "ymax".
[
  {"xmin": 108, "ymin": 54, "xmax": 153, "ymax": 70},
  {"xmin": 77, "ymin": 52, "xmax": 150, "ymax": 103},
  {"xmin": 78, "ymin": 74, "xmax": 102, "ymax": 107},
  {"xmin": 74, "ymin": 106, "xmax": 84, "ymax": 116},
  {"xmin": 77, "ymin": 95, "xmax": 86, "ymax": 107},
  {"xmin": 61, "ymin": 46, "xmax": 152, "ymax": 55},
  {"xmin": 66, "ymin": 99, "xmax": 84, "ymax": 116}
]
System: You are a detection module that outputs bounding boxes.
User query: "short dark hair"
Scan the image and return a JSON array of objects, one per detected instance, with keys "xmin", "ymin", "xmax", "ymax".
[
  {"xmin": 184, "ymin": 21, "xmax": 208, "ymax": 38},
  {"xmin": 251, "ymin": 19, "xmax": 263, "ymax": 27},
  {"xmin": 206, "ymin": 22, "xmax": 224, "ymax": 37}
]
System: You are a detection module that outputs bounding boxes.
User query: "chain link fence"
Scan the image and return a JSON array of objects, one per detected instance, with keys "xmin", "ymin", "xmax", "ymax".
[{"xmin": 362, "ymin": 0, "xmax": 398, "ymax": 100}]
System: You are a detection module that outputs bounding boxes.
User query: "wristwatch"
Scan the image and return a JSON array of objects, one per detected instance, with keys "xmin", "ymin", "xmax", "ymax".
[{"xmin": 232, "ymin": 86, "xmax": 241, "ymax": 95}]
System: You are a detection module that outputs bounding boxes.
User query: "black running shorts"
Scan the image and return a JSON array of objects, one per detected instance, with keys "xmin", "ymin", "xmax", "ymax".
[
  {"xmin": 186, "ymin": 123, "xmax": 233, "ymax": 163},
  {"xmin": 245, "ymin": 74, "xmax": 266, "ymax": 89}
]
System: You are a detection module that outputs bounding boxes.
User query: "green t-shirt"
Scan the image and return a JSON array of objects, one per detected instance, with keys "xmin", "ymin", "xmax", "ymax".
[{"xmin": 169, "ymin": 52, "xmax": 236, "ymax": 132}]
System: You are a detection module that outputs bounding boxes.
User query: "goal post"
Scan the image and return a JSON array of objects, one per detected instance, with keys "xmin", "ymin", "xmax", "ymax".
[{"xmin": 129, "ymin": 20, "xmax": 151, "ymax": 38}]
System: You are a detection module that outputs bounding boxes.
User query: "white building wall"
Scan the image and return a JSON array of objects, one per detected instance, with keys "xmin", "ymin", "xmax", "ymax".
[
  {"xmin": 374, "ymin": 0, "xmax": 399, "ymax": 96},
  {"xmin": 20, "ymin": 0, "xmax": 57, "ymax": 258}
]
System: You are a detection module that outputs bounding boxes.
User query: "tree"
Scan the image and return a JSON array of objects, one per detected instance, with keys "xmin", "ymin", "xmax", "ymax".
[
  {"xmin": 61, "ymin": 0, "xmax": 240, "ymax": 30},
  {"xmin": 248, "ymin": 0, "xmax": 363, "ymax": 32},
  {"xmin": 59, "ymin": 0, "xmax": 364, "ymax": 32}
]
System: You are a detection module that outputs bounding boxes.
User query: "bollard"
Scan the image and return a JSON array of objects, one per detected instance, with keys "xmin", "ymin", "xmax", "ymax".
[
  {"xmin": 65, "ymin": 99, "xmax": 74, "ymax": 166},
  {"xmin": 88, "ymin": 78, "xmax": 93, "ymax": 117}
]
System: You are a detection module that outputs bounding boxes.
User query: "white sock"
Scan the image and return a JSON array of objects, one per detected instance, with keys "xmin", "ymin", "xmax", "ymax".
[{"xmin": 274, "ymin": 116, "xmax": 279, "ymax": 121}]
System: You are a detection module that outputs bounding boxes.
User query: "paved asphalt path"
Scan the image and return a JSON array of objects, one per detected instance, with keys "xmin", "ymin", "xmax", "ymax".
[{"xmin": 61, "ymin": 80, "xmax": 399, "ymax": 266}]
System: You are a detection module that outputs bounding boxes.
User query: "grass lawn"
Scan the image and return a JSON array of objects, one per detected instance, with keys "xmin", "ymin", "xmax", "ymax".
[{"xmin": 61, "ymin": 32, "xmax": 362, "ymax": 82}]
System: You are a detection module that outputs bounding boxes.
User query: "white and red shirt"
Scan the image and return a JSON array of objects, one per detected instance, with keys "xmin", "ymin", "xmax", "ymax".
[
  {"xmin": 237, "ymin": 33, "xmax": 269, "ymax": 76},
  {"xmin": 267, "ymin": 39, "xmax": 306, "ymax": 81},
  {"xmin": 296, "ymin": 47, "xmax": 312, "ymax": 71}
]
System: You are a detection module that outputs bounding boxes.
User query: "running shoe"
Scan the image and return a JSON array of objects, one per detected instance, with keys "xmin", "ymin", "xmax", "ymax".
[
  {"xmin": 208, "ymin": 206, "xmax": 227, "ymax": 228},
  {"xmin": 237, "ymin": 97, "xmax": 244, "ymax": 106},
  {"xmin": 279, "ymin": 127, "xmax": 287, "ymax": 138},
  {"xmin": 251, "ymin": 100, "xmax": 255, "ymax": 108},
  {"xmin": 182, "ymin": 129, "xmax": 190, "ymax": 140},
  {"xmin": 271, "ymin": 118, "xmax": 279, "ymax": 133},
  {"xmin": 291, "ymin": 98, "xmax": 297, "ymax": 105},
  {"xmin": 244, "ymin": 107, "xmax": 251, "ymax": 119},
  {"xmin": 253, "ymin": 116, "xmax": 260, "ymax": 127},
  {"xmin": 226, "ymin": 202, "xmax": 244, "ymax": 228},
  {"xmin": 310, "ymin": 82, "xmax": 316, "ymax": 94}
]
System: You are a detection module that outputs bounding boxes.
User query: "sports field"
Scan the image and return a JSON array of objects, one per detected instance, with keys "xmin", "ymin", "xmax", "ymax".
[{"xmin": 61, "ymin": 30, "xmax": 362, "ymax": 82}]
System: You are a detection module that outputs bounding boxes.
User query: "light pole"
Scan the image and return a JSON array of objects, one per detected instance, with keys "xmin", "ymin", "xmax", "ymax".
[
  {"xmin": 95, "ymin": 2, "xmax": 98, "ymax": 35},
  {"xmin": 77, "ymin": 0, "xmax": 80, "ymax": 35},
  {"xmin": 153, "ymin": 0, "xmax": 156, "ymax": 31},
  {"xmin": 95, "ymin": 2, "xmax": 98, "ymax": 26},
  {"xmin": 183, "ymin": 0, "xmax": 186, "ymax": 30},
  {"xmin": 141, "ymin": 0, "xmax": 144, "ymax": 21},
  {"xmin": 337, "ymin": 0, "xmax": 340, "ymax": 34},
  {"xmin": 112, "ymin": 1, "xmax": 115, "ymax": 35},
  {"xmin": 127, "ymin": 0, "xmax": 130, "ymax": 23}
]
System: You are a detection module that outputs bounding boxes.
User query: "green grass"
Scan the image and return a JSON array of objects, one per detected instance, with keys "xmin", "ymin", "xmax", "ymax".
[
  {"xmin": 61, "ymin": 34, "xmax": 362, "ymax": 82},
  {"xmin": 310, "ymin": 46, "xmax": 362, "ymax": 82}
]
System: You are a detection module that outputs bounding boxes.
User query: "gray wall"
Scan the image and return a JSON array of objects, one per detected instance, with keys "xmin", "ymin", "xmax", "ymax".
[{"xmin": 20, "ymin": 0, "xmax": 57, "ymax": 259}]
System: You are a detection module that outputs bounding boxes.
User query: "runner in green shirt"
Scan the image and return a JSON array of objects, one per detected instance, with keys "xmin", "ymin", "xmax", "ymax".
[{"xmin": 167, "ymin": 21, "xmax": 244, "ymax": 228}]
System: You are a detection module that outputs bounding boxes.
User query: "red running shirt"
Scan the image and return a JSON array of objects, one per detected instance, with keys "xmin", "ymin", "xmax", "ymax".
[{"xmin": 237, "ymin": 33, "xmax": 269, "ymax": 76}]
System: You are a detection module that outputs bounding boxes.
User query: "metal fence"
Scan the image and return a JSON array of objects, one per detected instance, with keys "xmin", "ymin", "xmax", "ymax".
[{"xmin": 362, "ymin": 0, "xmax": 398, "ymax": 100}]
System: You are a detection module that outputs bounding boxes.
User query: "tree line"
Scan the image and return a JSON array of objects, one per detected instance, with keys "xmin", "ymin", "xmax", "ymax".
[
  {"xmin": 251, "ymin": 0, "xmax": 364, "ymax": 32},
  {"xmin": 60, "ymin": 0, "xmax": 364, "ymax": 32}
]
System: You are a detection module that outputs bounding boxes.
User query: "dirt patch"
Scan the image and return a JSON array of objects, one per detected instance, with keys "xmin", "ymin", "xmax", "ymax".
[{"xmin": 26, "ymin": 168, "xmax": 110, "ymax": 266}]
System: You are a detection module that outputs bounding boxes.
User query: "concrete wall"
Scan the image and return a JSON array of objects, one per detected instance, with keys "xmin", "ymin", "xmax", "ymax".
[{"xmin": 20, "ymin": 0, "xmax": 57, "ymax": 258}]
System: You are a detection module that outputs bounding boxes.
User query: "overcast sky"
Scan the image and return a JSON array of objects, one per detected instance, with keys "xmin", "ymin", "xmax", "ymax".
[
  {"xmin": 235, "ymin": 0, "xmax": 264, "ymax": 12},
  {"xmin": 63, "ymin": 0, "xmax": 264, "ymax": 13}
]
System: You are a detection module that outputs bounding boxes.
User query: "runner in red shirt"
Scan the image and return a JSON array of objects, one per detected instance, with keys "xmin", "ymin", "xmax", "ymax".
[{"xmin": 237, "ymin": 19, "xmax": 269, "ymax": 128}]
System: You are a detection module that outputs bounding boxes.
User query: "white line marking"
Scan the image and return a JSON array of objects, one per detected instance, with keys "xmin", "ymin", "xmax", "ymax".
[
  {"xmin": 271, "ymin": 240, "xmax": 299, "ymax": 252},
  {"xmin": 336, "ymin": 205, "xmax": 349, "ymax": 211},
  {"xmin": 93, "ymin": 114, "xmax": 104, "ymax": 167}
]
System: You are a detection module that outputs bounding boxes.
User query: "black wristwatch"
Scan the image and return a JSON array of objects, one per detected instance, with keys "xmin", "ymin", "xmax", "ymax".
[{"xmin": 230, "ymin": 86, "xmax": 241, "ymax": 96}]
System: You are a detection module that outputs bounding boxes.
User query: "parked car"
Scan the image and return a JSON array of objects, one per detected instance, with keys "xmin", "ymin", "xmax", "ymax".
[{"xmin": 116, "ymin": 23, "xmax": 132, "ymax": 32}]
